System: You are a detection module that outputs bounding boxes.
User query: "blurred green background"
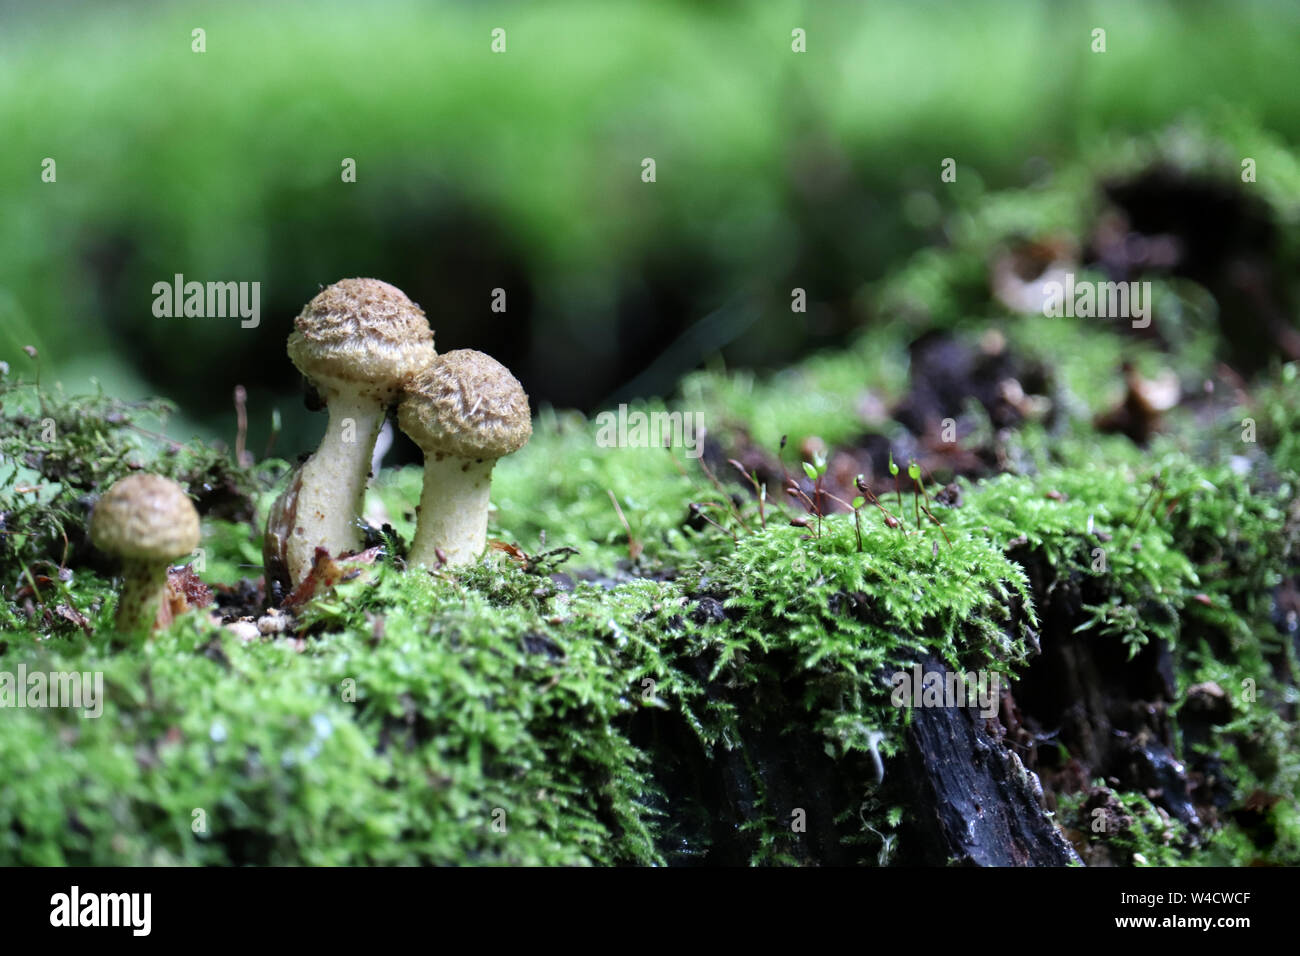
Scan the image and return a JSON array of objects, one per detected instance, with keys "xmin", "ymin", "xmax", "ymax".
[{"xmin": 2, "ymin": 0, "xmax": 1299, "ymax": 461}]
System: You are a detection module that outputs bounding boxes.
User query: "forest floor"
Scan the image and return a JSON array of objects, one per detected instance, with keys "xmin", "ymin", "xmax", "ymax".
[{"xmin": 2, "ymin": 121, "xmax": 1298, "ymax": 866}]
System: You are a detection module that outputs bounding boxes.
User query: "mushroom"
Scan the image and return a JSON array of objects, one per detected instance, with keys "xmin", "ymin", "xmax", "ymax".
[
  {"xmin": 90, "ymin": 473, "xmax": 201, "ymax": 635},
  {"xmin": 397, "ymin": 350, "xmax": 532, "ymax": 567},
  {"xmin": 276, "ymin": 278, "xmax": 435, "ymax": 586}
]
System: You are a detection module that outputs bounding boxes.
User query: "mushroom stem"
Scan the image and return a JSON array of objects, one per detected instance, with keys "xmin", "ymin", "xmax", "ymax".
[
  {"xmin": 408, "ymin": 456, "xmax": 494, "ymax": 568},
  {"xmin": 285, "ymin": 392, "xmax": 386, "ymax": 584},
  {"xmin": 116, "ymin": 558, "xmax": 172, "ymax": 636}
]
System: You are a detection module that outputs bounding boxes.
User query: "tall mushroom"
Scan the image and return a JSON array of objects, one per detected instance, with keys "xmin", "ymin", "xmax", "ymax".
[
  {"xmin": 273, "ymin": 278, "xmax": 435, "ymax": 586},
  {"xmin": 398, "ymin": 350, "xmax": 532, "ymax": 567},
  {"xmin": 91, "ymin": 473, "xmax": 201, "ymax": 635}
]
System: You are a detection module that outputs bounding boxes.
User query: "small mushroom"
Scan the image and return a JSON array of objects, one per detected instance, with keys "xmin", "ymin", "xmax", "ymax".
[
  {"xmin": 90, "ymin": 474, "xmax": 201, "ymax": 635},
  {"xmin": 398, "ymin": 350, "xmax": 532, "ymax": 567},
  {"xmin": 278, "ymin": 278, "xmax": 435, "ymax": 586}
]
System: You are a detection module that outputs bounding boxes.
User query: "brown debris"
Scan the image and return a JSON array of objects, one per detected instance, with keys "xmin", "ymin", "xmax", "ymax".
[
  {"xmin": 165, "ymin": 564, "xmax": 213, "ymax": 623},
  {"xmin": 281, "ymin": 546, "xmax": 383, "ymax": 609},
  {"xmin": 1094, "ymin": 362, "xmax": 1180, "ymax": 444},
  {"xmin": 990, "ymin": 236, "xmax": 1078, "ymax": 314}
]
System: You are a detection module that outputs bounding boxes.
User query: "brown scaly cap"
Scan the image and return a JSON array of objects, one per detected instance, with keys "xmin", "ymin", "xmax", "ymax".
[
  {"xmin": 91, "ymin": 474, "xmax": 200, "ymax": 562},
  {"xmin": 288, "ymin": 278, "xmax": 435, "ymax": 401},
  {"xmin": 399, "ymin": 349, "xmax": 532, "ymax": 461}
]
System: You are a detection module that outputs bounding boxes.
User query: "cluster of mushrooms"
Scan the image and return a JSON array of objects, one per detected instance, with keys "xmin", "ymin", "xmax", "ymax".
[{"xmin": 90, "ymin": 278, "xmax": 532, "ymax": 635}]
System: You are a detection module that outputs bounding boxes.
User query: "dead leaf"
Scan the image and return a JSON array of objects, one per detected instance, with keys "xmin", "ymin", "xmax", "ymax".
[{"xmin": 282, "ymin": 546, "xmax": 382, "ymax": 609}]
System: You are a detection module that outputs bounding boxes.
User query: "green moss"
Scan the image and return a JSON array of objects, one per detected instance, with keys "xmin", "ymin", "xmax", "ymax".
[
  {"xmin": 476, "ymin": 404, "xmax": 729, "ymax": 576},
  {"xmin": 1058, "ymin": 788, "xmax": 1190, "ymax": 867},
  {"xmin": 5, "ymin": 370, "xmax": 1295, "ymax": 865},
  {"xmin": 1244, "ymin": 361, "xmax": 1300, "ymax": 478},
  {"xmin": 0, "ymin": 370, "xmax": 276, "ymax": 585},
  {"xmin": 1, "ymin": 561, "xmax": 678, "ymax": 865}
]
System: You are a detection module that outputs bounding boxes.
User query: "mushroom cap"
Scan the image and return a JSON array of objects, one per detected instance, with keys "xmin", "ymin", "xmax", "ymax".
[
  {"xmin": 398, "ymin": 349, "xmax": 532, "ymax": 460},
  {"xmin": 91, "ymin": 473, "xmax": 201, "ymax": 562},
  {"xmin": 288, "ymin": 278, "xmax": 436, "ymax": 402}
]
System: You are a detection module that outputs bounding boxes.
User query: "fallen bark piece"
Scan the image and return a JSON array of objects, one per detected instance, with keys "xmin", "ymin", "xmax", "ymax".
[{"xmin": 902, "ymin": 654, "xmax": 1082, "ymax": 866}]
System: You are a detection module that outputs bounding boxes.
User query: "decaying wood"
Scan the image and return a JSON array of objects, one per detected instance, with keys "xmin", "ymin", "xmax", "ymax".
[{"xmin": 900, "ymin": 654, "xmax": 1081, "ymax": 866}]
